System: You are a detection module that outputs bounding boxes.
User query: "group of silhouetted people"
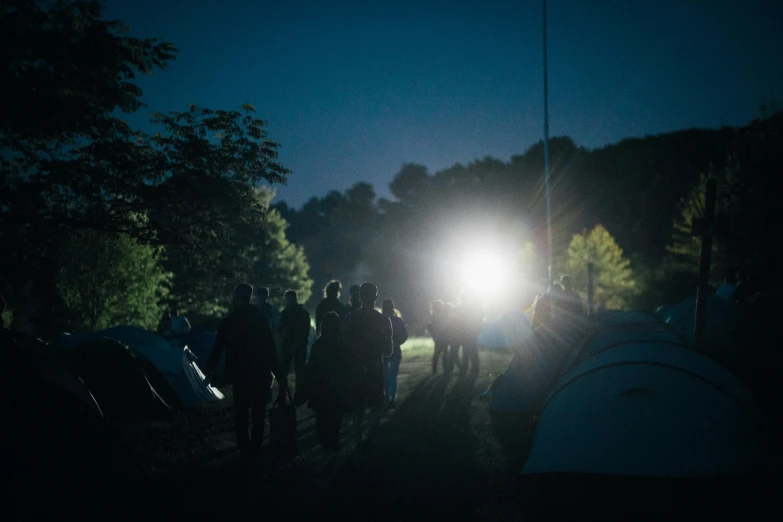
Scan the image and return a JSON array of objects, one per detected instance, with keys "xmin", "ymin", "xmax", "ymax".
[
  {"xmin": 204, "ymin": 279, "xmax": 408, "ymax": 469},
  {"xmin": 427, "ymin": 289, "xmax": 484, "ymax": 379}
]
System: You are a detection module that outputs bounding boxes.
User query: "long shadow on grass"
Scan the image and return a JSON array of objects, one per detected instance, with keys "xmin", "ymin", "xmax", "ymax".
[{"xmin": 286, "ymin": 373, "xmax": 480, "ymax": 522}]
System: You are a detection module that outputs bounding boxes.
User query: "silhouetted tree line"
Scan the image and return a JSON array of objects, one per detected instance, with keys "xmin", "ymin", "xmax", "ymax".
[{"xmin": 275, "ymin": 113, "xmax": 783, "ymax": 330}]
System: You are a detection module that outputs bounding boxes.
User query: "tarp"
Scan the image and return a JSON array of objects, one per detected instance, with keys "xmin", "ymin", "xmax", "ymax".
[
  {"xmin": 478, "ymin": 308, "xmax": 533, "ymax": 350},
  {"xmin": 520, "ymin": 311, "xmax": 765, "ymax": 477},
  {"xmin": 61, "ymin": 325, "xmax": 224, "ymax": 406}
]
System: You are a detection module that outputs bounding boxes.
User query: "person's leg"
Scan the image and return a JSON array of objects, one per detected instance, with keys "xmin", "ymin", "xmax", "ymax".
[
  {"xmin": 382, "ymin": 357, "xmax": 391, "ymax": 401},
  {"xmin": 432, "ymin": 343, "xmax": 441, "ymax": 374},
  {"xmin": 249, "ymin": 391, "xmax": 266, "ymax": 453},
  {"xmin": 332, "ymin": 409, "xmax": 345, "ymax": 451},
  {"xmin": 233, "ymin": 386, "xmax": 251, "ymax": 459},
  {"xmin": 293, "ymin": 344, "xmax": 307, "ymax": 404},
  {"xmin": 468, "ymin": 342, "xmax": 480, "ymax": 377},
  {"xmin": 315, "ymin": 407, "xmax": 329, "ymax": 449},
  {"xmin": 444, "ymin": 344, "xmax": 454, "ymax": 375},
  {"xmin": 388, "ymin": 359, "xmax": 400, "ymax": 404},
  {"xmin": 366, "ymin": 388, "xmax": 384, "ymax": 435}
]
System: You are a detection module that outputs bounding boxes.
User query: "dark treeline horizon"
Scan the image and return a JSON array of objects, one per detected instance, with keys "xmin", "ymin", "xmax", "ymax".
[{"xmin": 272, "ymin": 112, "xmax": 782, "ymax": 331}]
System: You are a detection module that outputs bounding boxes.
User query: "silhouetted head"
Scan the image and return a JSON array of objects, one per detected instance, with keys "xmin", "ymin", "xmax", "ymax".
[
  {"xmin": 324, "ymin": 280, "xmax": 341, "ymax": 299},
  {"xmin": 349, "ymin": 284, "xmax": 360, "ymax": 296},
  {"xmin": 382, "ymin": 298, "xmax": 395, "ymax": 317},
  {"xmin": 350, "ymin": 292, "xmax": 361, "ymax": 309},
  {"xmin": 257, "ymin": 286, "xmax": 270, "ymax": 303},
  {"xmin": 431, "ymin": 299, "xmax": 443, "ymax": 315},
  {"xmin": 359, "ymin": 282, "xmax": 378, "ymax": 308},
  {"xmin": 320, "ymin": 311, "xmax": 341, "ymax": 339},
  {"xmin": 233, "ymin": 284, "xmax": 253, "ymax": 308},
  {"xmin": 559, "ymin": 274, "xmax": 572, "ymax": 291},
  {"xmin": 284, "ymin": 289, "xmax": 298, "ymax": 309}
]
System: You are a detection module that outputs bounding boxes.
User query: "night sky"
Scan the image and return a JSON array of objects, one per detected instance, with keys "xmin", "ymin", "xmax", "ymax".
[{"xmin": 106, "ymin": 0, "xmax": 783, "ymax": 208}]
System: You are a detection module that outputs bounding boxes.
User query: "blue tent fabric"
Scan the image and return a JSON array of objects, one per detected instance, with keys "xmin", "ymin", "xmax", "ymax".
[
  {"xmin": 489, "ymin": 313, "xmax": 589, "ymax": 414},
  {"xmin": 479, "ymin": 308, "xmax": 533, "ymax": 350},
  {"xmin": 658, "ymin": 294, "xmax": 736, "ymax": 346},
  {"xmin": 521, "ymin": 312, "xmax": 764, "ymax": 477}
]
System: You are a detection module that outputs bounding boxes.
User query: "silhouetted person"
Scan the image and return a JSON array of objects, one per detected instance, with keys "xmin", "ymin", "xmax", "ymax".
[
  {"xmin": 256, "ymin": 286, "xmax": 281, "ymax": 329},
  {"xmin": 343, "ymin": 289, "xmax": 361, "ymax": 322},
  {"xmin": 382, "ymin": 298, "xmax": 408, "ymax": 408},
  {"xmin": 344, "ymin": 282, "xmax": 392, "ymax": 442},
  {"xmin": 305, "ymin": 311, "xmax": 350, "ymax": 454},
  {"xmin": 428, "ymin": 299, "xmax": 451, "ymax": 375},
  {"xmin": 559, "ymin": 274, "xmax": 584, "ymax": 316},
  {"xmin": 157, "ymin": 311, "xmax": 171, "ymax": 336},
  {"xmin": 454, "ymin": 289, "xmax": 482, "ymax": 378},
  {"xmin": 206, "ymin": 284, "xmax": 284, "ymax": 470},
  {"xmin": 278, "ymin": 289, "xmax": 311, "ymax": 405},
  {"xmin": 169, "ymin": 304, "xmax": 191, "ymax": 338},
  {"xmin": 531, "ymin": 292, "xmax": 552, "ymax": 330},
  {"xmin": 316, "ymin": 280, "xmax": 345, "ymax": 335},
  {"xmin": 716, "ymin": 269, "xmax": 738, "ymax": 301}
]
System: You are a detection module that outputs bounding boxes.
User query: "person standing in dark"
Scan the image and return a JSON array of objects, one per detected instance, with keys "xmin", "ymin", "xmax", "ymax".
[
  {"xmin": 454, "ymin": 289, "xmax": 483, "ymax": 378},
  {"xmin": 205, "ymin": 284, "xmax": 285, "ymax": 470},
  {"xmin": 256, "ymin": 286, "xmax": 281, "ymax": 329},
  {"xmin": 305, "ymin": 311, "xmax": 351, "ymax": 454},
  {"xmin": 559, "ymin": 275, "xmax": 584, "ymax": 316},
  {"xmin": 344, "ymin": 282, "xmax": 393, "ymax": 443},
  {"xmin": 278, "ymin": 290, "xmax": 312, "ymax": 405},
  {"xmin": 428, "ymin": 300, "xmax": 451, "ymax": 375},
  {"xmin": 343, "ymin": 284, "xmax": 361, "ymax": 321},
  {"xmin": 316, "ymin": 280, "xmax": 345, "ymax": 335},
  {"xmin": 381, "ymin": 299, "xmax": 407, "ymax": 408}
]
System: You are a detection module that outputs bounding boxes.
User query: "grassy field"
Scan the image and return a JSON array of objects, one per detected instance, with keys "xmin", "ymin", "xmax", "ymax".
[{"xmin": 114, "ymin": 338, "xmax": 531, "ymax": 521}]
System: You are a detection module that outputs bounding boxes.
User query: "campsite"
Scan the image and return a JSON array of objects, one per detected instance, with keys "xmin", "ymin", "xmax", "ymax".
[{"xmin": 4, "ymin": 0, "xmax": 783, "ymax": 520}]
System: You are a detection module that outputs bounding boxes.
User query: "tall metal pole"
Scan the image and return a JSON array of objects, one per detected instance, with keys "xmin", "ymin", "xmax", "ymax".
[
  {"xmin": 543, "ymin": 0, "xmax": 553, "ymax": 288},
  {"xmin": 693, "ymin": 177, "xmax": 718, "ymax": 352}
]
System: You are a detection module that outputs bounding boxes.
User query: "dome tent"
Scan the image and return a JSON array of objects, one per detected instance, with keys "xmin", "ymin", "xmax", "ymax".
[
  {"xmin": 61, "ymin": 325, "xmax": 224, "ymax": 407},
  {"xmin": 478, "ymin": 308, "xmax": 533, "ymax": 350},
  {"xmin": 3, "ymin": 331, "xmax": 148, "ymax": 521},
  {"xmin": 66, "ymin": 339, "xmax": 175, "ymax": 422},
  {"xmin": 4, "ymin": 328, "xmax": 103, "ymax": 417},
  {"xmin": 517, "ymin": 310, "xmax": 768, "ymax": 519}
]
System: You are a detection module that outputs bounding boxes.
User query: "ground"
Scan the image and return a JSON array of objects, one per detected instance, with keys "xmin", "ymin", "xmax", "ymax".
[{"xmin": 117, "ymin": 339, "xmax": 529, "ymax": 521}]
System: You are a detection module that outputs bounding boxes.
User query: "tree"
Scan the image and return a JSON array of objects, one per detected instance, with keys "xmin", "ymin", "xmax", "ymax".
[
  {"xmin": 565, "ymin": 225, "xmax": 636, "ymax": 310},
  {"xmin": 57, "ymin": 230, "xmax": 170, "ymax": 331},
  {"xmin": 1, "ymin": 1, "xmax": 289, "ymax": 249},
  {"xmin": 166, "ymin": 188, "xmax": 312, "ymax": 318}
]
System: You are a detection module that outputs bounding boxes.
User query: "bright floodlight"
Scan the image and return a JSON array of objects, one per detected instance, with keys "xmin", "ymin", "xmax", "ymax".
[{"xmin": 458, "ymin": 251, "xmax": 509, "ymax": 298}]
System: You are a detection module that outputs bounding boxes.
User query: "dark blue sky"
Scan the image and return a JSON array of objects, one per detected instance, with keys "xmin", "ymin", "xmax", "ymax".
[{"xmin": 107, "ymin": 0, "xmax": 783, "ymax": 208}]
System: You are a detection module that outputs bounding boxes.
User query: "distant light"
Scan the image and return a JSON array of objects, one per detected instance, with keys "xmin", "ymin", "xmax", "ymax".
[{"xmin": 458, "ymin": 250, "xmax": 513, "ymax": 299}]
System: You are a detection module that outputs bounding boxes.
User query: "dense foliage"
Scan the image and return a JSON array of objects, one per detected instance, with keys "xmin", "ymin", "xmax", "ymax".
[
  {"xmin": 1, "ymin": 0, "xmax": 304, "ymax": 337},
  {"xmin": 57, "ymin": 231, "xmax": 170, "ymax": 331}
]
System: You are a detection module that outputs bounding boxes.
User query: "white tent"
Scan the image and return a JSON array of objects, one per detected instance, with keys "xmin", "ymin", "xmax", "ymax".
[
  {"xmin": 61, "ymin": 325, "xmax": 224, "ymax": 406},
  {"xmin": 521, "ymin": 311, "xmax": 765, "ymax": 477}
]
